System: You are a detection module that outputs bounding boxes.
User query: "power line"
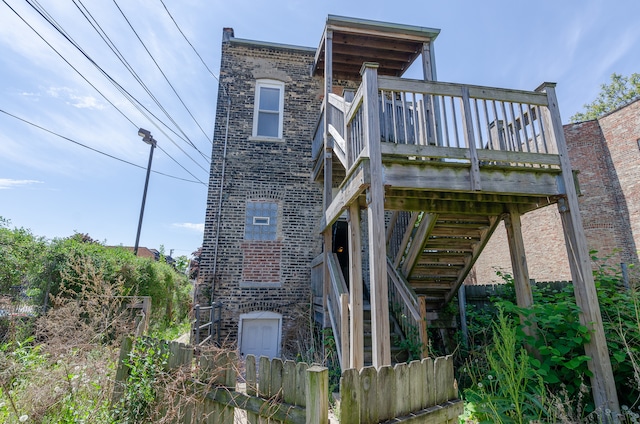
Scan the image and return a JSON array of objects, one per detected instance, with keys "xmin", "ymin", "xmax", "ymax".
[
  {"xmin": 72, "ymin": 0, "xmax": 214, "ymax": 171},
  {"xmin": 7, "ymin": 0, "xmax": 211, "ymax": 175},
  {"xmin": 111, "ymin": 0, "xmax": 213, "ymax": 151},
  {"xmin": 4, "ymin": 0, "xmax": 137, "ymax": 126},
  {"xmin": 158, "ymin": 0, "xmax": 220, "ymax": 84},
  {"xmin": 0, "ymin": 108, "xmax": 206, "ymax": 185}
]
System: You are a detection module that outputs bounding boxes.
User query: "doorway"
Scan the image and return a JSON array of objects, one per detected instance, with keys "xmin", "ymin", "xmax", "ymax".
[{"xmin": 238, "ymin": 311, "xmax": 282, "ymax": 359}]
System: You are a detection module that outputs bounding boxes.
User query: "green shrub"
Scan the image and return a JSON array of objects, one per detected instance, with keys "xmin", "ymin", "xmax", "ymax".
[
  {"xmin": 112, "ymin": 338, "xmax": 169, "ymax": 423},
  {"xmin": 462, "ymin": 307, "xmax": 548, "ymax": 423}
]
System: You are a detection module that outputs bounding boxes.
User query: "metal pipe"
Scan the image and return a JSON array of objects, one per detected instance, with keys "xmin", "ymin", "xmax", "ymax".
[
  {"xmin": 134, "ymin": 129, "xmax": 157, "ymax": 256},
  {"xmin": 209, "ymin": 90, "xmax": 231, "ymax": 306}
]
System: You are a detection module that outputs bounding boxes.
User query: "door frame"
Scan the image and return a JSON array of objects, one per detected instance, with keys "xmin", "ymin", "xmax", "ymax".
[{"xmin": 238, "ymin": 310, "xmax": 283, "ymax": 358}]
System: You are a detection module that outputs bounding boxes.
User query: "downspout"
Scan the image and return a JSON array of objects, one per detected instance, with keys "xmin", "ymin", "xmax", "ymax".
[{"xmin": 209, "ymin": 86, "xmax": 231, "ymax": 308}]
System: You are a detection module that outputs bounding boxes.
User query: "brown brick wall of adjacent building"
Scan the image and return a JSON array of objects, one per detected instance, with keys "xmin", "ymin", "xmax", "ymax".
[
  {"xmin": 598, "ymin": 99, "xmax": 640, "ymax": 263},
  {"xmin": 199, "ymin": 35, "xmax": 324, "ymax": 343},
  {"xmin": 474, "ymin": 104, "xmax": 640, "ymax": 284}
]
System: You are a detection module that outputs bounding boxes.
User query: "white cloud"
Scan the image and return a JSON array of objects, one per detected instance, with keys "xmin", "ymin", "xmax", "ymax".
[
  {"xmin": 172, "ymin": 222, "xmax": 204, "ymax": 232},
  {"xmin": 0, "ymin": 179, "xmax": 43, "ymax": 190},
  {"xmin": 46, "ymin": 87, "xmax": 105, "ymax": 110}
]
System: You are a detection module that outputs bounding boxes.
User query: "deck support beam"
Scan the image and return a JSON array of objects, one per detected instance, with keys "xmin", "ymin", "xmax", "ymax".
[
  {"xmin": 322, "ymin": 30, "xmax": 333, "ymax": 330},
  {"xmin": 362, "ymin": 62, "xmax": 391, "ymax": 368},
  {"xmin": 348, "ymin": 203, "xmax": 364, "ymax": 370},
  {"xmin": 504, "ymin": 206, "xmax": 536, "ymax": 341},
  {"xmin": 538, "ymin": 83, "xmax": 620, "ymax": 417}
]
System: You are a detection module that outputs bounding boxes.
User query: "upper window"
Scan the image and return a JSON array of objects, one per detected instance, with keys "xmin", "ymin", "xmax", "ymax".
[{"xmin": 253, "ymin": 80, "xmax": 284, "ymax": 139}]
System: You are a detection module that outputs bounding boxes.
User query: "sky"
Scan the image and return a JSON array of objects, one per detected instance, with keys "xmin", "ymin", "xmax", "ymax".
[{"xmin": 1, "ymin": 0, "xmax": 639, "ymax": 258}]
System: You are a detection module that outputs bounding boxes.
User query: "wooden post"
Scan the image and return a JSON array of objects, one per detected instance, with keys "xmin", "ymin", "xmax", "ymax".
[
  {"xmin": 504, "ymin": 206, "xmax": 536, "ymax": 340},
  {"xmin": 418, "ymin": 295, "xmax": 429, "ymax": 358},
  {"xmin": 322, "ymin": 30, "xmax": 334, "ymax": 331},
  {"xmin": 458, "ymin": 286, "xmax": 469, "ymax": 349},
  {"xmin": 323, "ymin": 231, "xmax": 331, "ymax": 329},
  {"xmin": 621, "ymin": 263, "xmax": 630, "ymax": 290},
  {"xmin": 538, "ymin": 83, "xmax": 620, "ymax": 416},
  {"xmin": 422, "ymin": 41, "xmax": 442, "ymax": 146},
  {"xmin": 461, "ymin": 86, "xmax": 481, "ymax": 191},
  {"xmin": 323, "ymin": 29, "xmax": 334, "ymax": 212},
  {"xmin": 306, "ymin": 366, "xmax": 328, "ymax": 424},
  {"xmin": 340, "ymin": 293, "xmax": 350, "ymax": 369},
  {"xmin": 112, "ymin": 336, "xmax": 133, "ymax": 404},
  {"xmin": 349, "ymin": 202, "xmax": 364, "ymax": 369},
  {"xmin": 361, "ymin": 62, "xmax": 391, "ymax": 368}
]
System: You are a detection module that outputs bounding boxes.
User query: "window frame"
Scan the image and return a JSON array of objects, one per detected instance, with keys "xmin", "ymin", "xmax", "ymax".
[{"xmin": 252, "ymin": 79, "xmax": 285, "ymax": 139}]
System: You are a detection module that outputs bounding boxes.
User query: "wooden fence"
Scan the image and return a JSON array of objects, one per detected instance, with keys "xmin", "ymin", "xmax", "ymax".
[{"xmin": 114, "ymin": 338, "xmax": 463, "ymax": 423}]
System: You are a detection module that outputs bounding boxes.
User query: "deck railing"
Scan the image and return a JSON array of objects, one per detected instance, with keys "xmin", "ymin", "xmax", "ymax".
[
  {"xmin": 387, "ymin": 259, "xmax": 429, "ymax": 358},
  {"xmin": 311, "ymin": 103, "xmax": 324, "ymax": 161},
  {"xmin": 376, "ymin": 76, "xmax": 555, "ymax": 155},
  {"xmin": 325, "ymin": 70, "xmax": 562, "ymax": 173},
  {"xmin": 326, "ymin": 252, "xmax": 349, "ymax": 370},
  {"xmin": 386, "ymin": 211, "xmax": 416, "ymax": 267}
]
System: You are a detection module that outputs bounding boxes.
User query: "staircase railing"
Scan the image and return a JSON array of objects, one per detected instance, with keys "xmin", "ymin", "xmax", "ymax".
[
  {"xmin": 387, "ymin": 258, "xmax": 429, "ymax": 358},
  {"xmin": 386, "ymin": 211, "xmax": 419, "ymax": 268},
  {"xmin": 192, "ymin": 302, "xmax": 222, "ymax": 346},
  {"xmin": 311, "ymin": 102, "xmax": 324, "ymax": 162},
  {"xmin": 326, "ymin": 252, "xmax": 349, "ymax": 370},
  {"xmin": 327, "ymin": 93, "xmax": 349, "ymax": 169}
]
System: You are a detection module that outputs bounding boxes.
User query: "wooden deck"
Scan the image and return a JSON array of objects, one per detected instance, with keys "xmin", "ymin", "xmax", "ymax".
[
  {"xmin": 312, "ymin": 71, "xmax": 568, "ymax": 310},
  {"xmin": 313, "ymin": 15, "xmax": 619, "ymax": 414}
]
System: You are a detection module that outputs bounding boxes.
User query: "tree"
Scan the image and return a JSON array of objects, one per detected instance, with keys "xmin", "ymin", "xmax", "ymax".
[
  {"xmin": 570, "ymin": 72, "xmax": 640, "ymax": 122},
  {"xmin": 0, "ymin": 217, "xmax": 46, "ymax": 297}
]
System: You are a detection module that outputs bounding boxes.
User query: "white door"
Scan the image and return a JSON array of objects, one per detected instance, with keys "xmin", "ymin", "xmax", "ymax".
[{"xmin": 240, "ymin": 316, "xmax": 280, "ymax": 359}]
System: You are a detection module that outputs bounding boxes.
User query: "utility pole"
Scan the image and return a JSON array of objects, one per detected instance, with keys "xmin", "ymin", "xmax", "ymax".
[{"xmin": 134, "ymin": 128, "xmax": 157, "ymax": 256}]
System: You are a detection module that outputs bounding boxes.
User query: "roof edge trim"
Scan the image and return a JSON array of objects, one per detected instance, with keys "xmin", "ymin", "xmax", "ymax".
[
  {"xmin": 230, "ymin": 37, "xmax": 316, "ymax": 53},
  {"xmin": 326, "ymin": 14, "xmax": 440, "ymax": 40}
]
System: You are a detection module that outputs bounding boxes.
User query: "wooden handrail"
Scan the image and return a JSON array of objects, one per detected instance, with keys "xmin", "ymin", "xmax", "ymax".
[
  {"xmin": 378, "ymin": 76, "xmax": 549, "ymax": 106},
  {"xmin": 328, "ymin": 252, "xmax": 348, "ymax": 295},
  {"xmin": 387, "ymin": 258, "xmax": 420, "ymax": 321},
  {"xmin": 326, "ymin": 252, "xmax": 349, "ymax": 370},
  {"xmin": 387, "ymin": 258, "xmax": 429, "ymax": 357}
]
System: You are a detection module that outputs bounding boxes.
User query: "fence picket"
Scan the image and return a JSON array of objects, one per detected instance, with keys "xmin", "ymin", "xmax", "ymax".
[
  {"xmin": 409, "ymin": 360, "xmax": 424, "ymax": 412},
  {"xmin": 393, "ymin": 362, "xmax": 411, "ymax": 416},
  {"xmin": 259, "ymin": 356, "xmax": 271, "ymax": 398},
  {"xmin": 360, "ymin": 366, "xmax": 378, "ymax": 424},
  {"xmin": 434, "ymin": 355, "xmax": 454, "ymax": 404},
  {"xmin": 377, "ymin": 365, "xmax": 395, "ymax": 421},
  {"xmin": 295, "ymin": 362, "xmax": 307, "ymax": 407},
  {"xmin": 246, "ymin": 355, "xmax": 259, "ymax": 424},
  {"xmin": 422, "ymin": 357, "xmax": 436, "ymax": 408},
  {"xmin": 340, "ymin": 368, "xmax": 360, "ymax": 423},
  {"xmin": 282, "ymin": 360, "xmax": 296, "ymax": 405},
  {"xmin": 270, "ymin": 358, "xmax": 284, "ymax": 401}
]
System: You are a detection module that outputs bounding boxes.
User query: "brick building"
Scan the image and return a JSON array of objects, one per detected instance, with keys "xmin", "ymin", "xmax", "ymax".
[
  {"xmin": 199, "ymin": 28, "xmax": 324, "ymax": 358},
  {"xmin": 473, "ymin": 99, "xmax": 640, "ymax": 284}
]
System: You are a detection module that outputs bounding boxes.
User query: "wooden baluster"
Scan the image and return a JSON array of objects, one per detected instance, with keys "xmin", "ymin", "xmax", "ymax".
[{"xmin": 460, "ymin": 86, "xmax": 481, "ymax": 191}]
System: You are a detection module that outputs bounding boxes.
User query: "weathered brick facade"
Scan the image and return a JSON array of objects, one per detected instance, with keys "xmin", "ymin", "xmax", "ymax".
[
  {"xmin": 199, "ymin": 30, "xmax": 323, "ymax": 348},
  {"xmin": 473, "ymin": 100, "xmax": 640, "ymax": 283}
]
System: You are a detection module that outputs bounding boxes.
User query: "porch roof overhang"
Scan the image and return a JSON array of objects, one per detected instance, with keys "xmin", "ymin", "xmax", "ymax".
[{"xmin": 312, "ymin": 15, "xmax": 440, "ymax": 80}]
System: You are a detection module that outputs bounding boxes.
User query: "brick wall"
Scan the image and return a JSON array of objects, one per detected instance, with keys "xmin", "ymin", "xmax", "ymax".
[
  {"xmin": 199, "ymin": 33, "xmax": 323, "ymax": 345},
  {"xmin": 598, "ymin": 99, "xmax": 640, "ymax": 263},
  {"xmin": 474, "ymin": 104, "xmax": 640, "ymax": 284}
]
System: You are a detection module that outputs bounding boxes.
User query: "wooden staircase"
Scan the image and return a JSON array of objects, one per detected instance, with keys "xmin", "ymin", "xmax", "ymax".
[{"xmin": 388, "ymin": 212, "xmax": 500, "ymax": 311}]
